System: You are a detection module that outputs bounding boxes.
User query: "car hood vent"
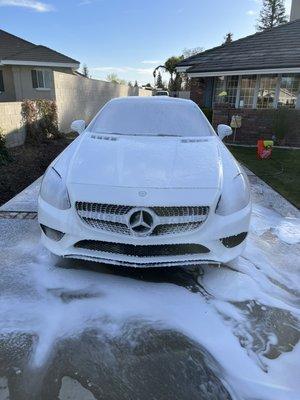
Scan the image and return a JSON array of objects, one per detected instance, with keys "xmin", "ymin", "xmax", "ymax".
[
  {"xmin": 181, "ymin": 138, "xmax": 209, "ymax": 143},
  {"xmin": 90, "ymin": 134, "xmax": 118, "ymax": 141}
]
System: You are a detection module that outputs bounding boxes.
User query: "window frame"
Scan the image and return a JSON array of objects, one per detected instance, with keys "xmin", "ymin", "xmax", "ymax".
[
  {"xmin": 0, "ymin": 70, "xmax": 4, "ymax": 93},
  {"xmin": 256, "ymin": 74, "xmax": 278, "ymax": 109},
  {"xmin": 236, "ymin": 75, "xmax": 257, "ymax": 109},
  {"xmin": 31, "ymin": 69, "xmax": 52, "ymax": 90},
  {"xmin": 212, "ymin": 73, "xmax": 300, "ymax": 110},
  {"xmin": 277, "ymin": 74, "xmax": 300, "ymax": 109}
]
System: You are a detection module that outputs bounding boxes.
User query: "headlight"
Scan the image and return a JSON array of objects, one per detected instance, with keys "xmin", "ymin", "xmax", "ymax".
[
  {"xmin": 40, "ymin": 167, "xmax": 71, "ymax": 210},
  {"xmin": 216, "ymin": 173, "xmax": 250, "ymax": 216}
]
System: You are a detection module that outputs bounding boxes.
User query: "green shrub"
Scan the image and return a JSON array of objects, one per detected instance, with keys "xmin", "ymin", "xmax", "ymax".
[
  {"xmin": 201, "ymin": 107, "xmax": 213, "ymax": 122},
  {"xmin": 21, "ymin": 99, "xmax": 61, "ymax": 144},
  {"xmin": 272, "ymin": 109, "xmax": 290, "ymax": 144},
  {"xmin": 0, "ymin": 127, "xmax": 11, "ymax": 166}
]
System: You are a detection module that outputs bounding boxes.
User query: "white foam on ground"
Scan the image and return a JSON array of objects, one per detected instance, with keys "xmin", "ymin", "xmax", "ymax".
[
  {"xmin": 0, "ymin": 195, "xmax": 299, "ymax": 399},
  {"xmin": 251, "ymin": 204, "xmax": 300, "ymax": 244}
]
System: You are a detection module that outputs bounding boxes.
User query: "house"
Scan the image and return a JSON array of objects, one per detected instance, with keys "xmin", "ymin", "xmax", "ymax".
[
  {"xmin": 0, "ymin": 29, "xmax": 151, "ymax": 148},
  {"xmin": 0, "ymin": 29, "xmax": 80, "ymax": 102},
  {"xmin": 177, "ymin": 6, "xmax": 300, "ymax": 146}
]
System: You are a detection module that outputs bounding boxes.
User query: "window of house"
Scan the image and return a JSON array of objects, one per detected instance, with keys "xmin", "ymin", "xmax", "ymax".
[
  {"xmin": 31, "ymin": 69, "xmax": 51, "ymax": 89},
  {"xmin": 257, "ymin": 75, "xmax": 278, "ymax": 109},
  {"xmin": 213, "ymin": 76, "xmax": 226, "ymax": 104},
  {"xmin": 213, "ymin": 76, "xmax": 238, "ymax": 107},
  {"xmin": 226, "ymin": 76, "xmax": 239, "ymax": 107},
  {"xmin": 278, "ymin": 74, "xmax": 300, "ymax": 108},
  {"xmin": 239, "ymin": 75, "xmax": 257, "ymax": 108},
  {"xmin": 0, "ymin": 70, "xmax": 4, "ymax": 92}
]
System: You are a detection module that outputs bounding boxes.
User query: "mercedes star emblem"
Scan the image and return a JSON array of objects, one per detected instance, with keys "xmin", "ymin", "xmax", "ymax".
[{"xmin": 128, "ymin": 209, "xmax": 154, "ymax": 236}]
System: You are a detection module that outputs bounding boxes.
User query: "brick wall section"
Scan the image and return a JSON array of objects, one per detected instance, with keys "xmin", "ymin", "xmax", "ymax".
[
  {"xmin": 0, "ymin": 102, "xmax": 26, "ymax": 147},
  {"xmin": 190, "ymin": 78, "xmax": 205, "ymax": 106},
  {"xmin": 212, "ymin": 104, "xmax": 300, "ymax": 146},
  {"xmin": 53, "ymin": 72, "xmax": 152, "ymax": 133}
]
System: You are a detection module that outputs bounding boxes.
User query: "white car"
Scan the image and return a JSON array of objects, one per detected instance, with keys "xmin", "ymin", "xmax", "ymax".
[
  {"xmin": 38, "ymin": 97, "xmax": 251, "ymax": 268},
  {"xmin": 153, "ymin": 90, "xmax": 169, "ymax": 96}
]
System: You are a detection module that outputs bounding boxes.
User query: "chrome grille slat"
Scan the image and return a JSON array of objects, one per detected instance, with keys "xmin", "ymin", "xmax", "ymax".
[
  {"xmin": 75, "ymin": 202, "xmax": 209, "ymax": 236},
  {"xmin": 152, "ymin": 206, "xmax": 208, "ymax": 217},
  {"xmin": 153, "ymin": 222, "xmax": 203, "ymax": 236}
]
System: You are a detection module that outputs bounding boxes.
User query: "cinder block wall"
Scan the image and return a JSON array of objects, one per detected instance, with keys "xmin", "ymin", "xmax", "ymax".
[
  {"xmin": 0, "ymin": 102, "xmax": 26, "ymax": 147},
  {"xmin": 54, "ymin": 72, "xmax": 152, "ymax": 133}
]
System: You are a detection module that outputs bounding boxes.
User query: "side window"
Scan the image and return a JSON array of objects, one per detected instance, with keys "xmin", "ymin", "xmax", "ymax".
[
  {"xmin": 31, "ymin": 69, "xmax": 51, "ymax": 89},
  {"xmin": 0, "ymin": 70, "xmax": 4, "ymax": 92}
]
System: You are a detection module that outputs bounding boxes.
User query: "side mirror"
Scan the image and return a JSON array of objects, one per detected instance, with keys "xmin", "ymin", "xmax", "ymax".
[
  {"xmin": 70, "ymin": 120, "xmax": 86, "ymax": 135},
  {"xmin": 217, "ymin": 124, "xmax": 232, "ymax": 141}
]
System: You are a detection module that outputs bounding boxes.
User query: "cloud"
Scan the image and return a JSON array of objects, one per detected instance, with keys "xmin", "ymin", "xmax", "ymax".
[
  {"xmin": 247, "ymin": 10, "xmax": 257, "ymax": 16},
  {"xmin": 141, "ymin": 60, "xmax": 161, "ymax": 65},
  {"xmin": 0, "ymin": 0, "xmax": 54, "ymax": 12},
  {"xmin": 91, "ymin": 66, "xmax": 154, "ymax": 75}
]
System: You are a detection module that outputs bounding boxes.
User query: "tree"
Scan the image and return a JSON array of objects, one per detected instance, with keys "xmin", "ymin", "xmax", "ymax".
[
  {"xmin": 134, "ymin": 80, "xmax": 138, "ymax": 88},
  {"xmin": 128, "ymin": 81, "xmax": 133, "ymax": 87},
  {"xmin": 223, "ymin": 32, "xmax": 233, "ymax": 45},
  {"xmin": 82, "ymin": 64, "xmax": 90, "ymax": 78},
  {"xmin": 153, "ymin": 56, "xmax": 184, "ymax": 92},
  {"xmin": 182, "ymin": 47, "xmax": 204, "ymax": 59},
  {"xmin": 257, "ymin": 0, "xmax": 287, "ymax": 31},
  {"xmin": 173, "ymin": 73, "xmax": 182, "ymax": 91},
  {"xmin": 156, "ymin": 71, "xmax": 163, "ymax": 88},
  {"xmin": 106, "ymin": 73, "xmax": 126, "ymax": 85}
]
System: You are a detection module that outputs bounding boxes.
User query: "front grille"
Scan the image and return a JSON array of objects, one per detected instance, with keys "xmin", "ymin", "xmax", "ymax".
[
  {"xmin": 75, "ymin": 202, "xmax": 209, "ymax": 237},
  {"xmin": 152, "ymin": 222, "xmax": 203, "ymax": 236},
  {"xmin": 82, "ymin": 219, "xmax": 130, "ymax": 235},
  {"xmin": 221, "ymin": 232, "xmax": 248, "ymax": 248},
  {"xmin": 76, "ymin": 202, "xmax": 131, "ymax": 216},
  {"xmin": 151, "ymin": 206, "xmax": 208, "ymax": 217},
  {"xmin": 74, "ymin": 240, "xmax": 210, "ymax": 257}
]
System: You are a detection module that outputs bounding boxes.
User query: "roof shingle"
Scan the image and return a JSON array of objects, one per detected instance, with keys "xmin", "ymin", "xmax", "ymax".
[
  {"xmin": 0, "ymin": 29, "xmax": 79, "ymax": 66},
  {"xmin": 177, "ymin": 20, "xmax": 300, "ymax": 74}
]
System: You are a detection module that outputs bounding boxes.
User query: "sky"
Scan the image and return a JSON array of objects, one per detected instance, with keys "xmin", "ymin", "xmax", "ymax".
[{"xmin": 0, "ymin": 0, "xmax": 292, "ymax": 85}]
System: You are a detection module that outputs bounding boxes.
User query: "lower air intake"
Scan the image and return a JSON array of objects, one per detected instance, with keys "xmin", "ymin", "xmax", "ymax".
[
  {"xmin": 221, "ymin": 232, "xmax": 248, "ymax": 248},
  {"xmin": 74, "ymin": 240, "xmax": 210, "ymax": 257}
]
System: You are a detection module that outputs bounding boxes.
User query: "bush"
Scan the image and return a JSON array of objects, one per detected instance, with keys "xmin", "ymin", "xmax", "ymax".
[
  {"xmin": 21, "ymin": 99, "xmax": 61, "ymax": 144},
  {"xmin": 201, "ymin": 107, "xmax": 213, "ymax": 123},
  {"xmin": 0, "ymin": 127, "xmax": 11, "ymax": 166},
  {"xmin": 272, "ymin": 108, "xmax": 290, "ymax": 145}
]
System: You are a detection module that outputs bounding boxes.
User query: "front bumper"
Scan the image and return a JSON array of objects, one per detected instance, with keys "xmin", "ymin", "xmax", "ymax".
[{"xmin": 38, "ymin": 197, "xmax": 251, "ymax": 268}]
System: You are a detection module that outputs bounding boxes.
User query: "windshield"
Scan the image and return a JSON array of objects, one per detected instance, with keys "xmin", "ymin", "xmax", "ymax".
[{"xmin": 90, "ymin": 99, "xmax": 214, "ymax": 137}]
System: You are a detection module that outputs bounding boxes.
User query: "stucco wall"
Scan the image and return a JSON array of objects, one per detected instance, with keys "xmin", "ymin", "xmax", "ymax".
[
  {"xmin": 0, "ymin": 66, "xmax": 16, "ymax": 102},
  {"xmin": 12, "ymin": 66, "xmax": 56, "ymax": 101},
  {"xmin": 291, "ymin": 0, "xmax": 300, "ymax": 20},
  {"xmin": 0, "ymin": 102, "xmax": 25, "ymax": 147},
  {"xmin": 169, "ymin": 91, "xmax": 191, "ymax": 99},
  {"xmin": 53, "ymin": 71, "xmax": 152, "ymax": 132}
]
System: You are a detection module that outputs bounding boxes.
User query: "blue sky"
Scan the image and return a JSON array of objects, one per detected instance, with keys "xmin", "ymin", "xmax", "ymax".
[{"xmin": 0, "ymin": 0, "xmax": 292, "ymax": 84}]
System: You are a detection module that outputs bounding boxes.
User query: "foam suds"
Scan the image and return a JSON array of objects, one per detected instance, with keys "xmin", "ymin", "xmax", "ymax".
[{"xmin": 0, "ymin": 201, "xmax": 299, "ymax": 399}]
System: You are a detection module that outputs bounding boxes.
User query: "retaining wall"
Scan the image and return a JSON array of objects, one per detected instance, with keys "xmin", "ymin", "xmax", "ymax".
[
  {"xmin": 0, "ymin": 102, "xmax": 25, "ymax": 147},
  {"xmin": 54, "ymin": 72, "xmax": 151, "ymax": 132}
]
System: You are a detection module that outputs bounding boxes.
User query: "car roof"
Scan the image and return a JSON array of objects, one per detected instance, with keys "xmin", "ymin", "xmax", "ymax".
[{"xmin": 108, "ymin": 96, "xmax": 194, "ymax": 107}]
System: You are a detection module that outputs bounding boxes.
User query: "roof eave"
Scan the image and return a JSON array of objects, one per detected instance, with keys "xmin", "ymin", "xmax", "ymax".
[
  {"xmin": 0, "ymin": 59, "xmax": 80, "ymax": 69},
  {"xmin": 187, "ymin": 67, "xmax": 300, "ymax": 77},
  {"xmin": 176, "ymin": 66, "xmax": 190, "ymax": 73}
]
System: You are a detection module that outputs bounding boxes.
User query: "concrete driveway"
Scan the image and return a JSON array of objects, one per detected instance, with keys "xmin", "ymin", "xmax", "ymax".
[{"xmin": 0, "ymin": 172, "xmax": 299, "ymax": 400}]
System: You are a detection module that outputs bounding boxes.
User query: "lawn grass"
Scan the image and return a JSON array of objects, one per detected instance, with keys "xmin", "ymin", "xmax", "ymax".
[{"xmin": 229, "ymin": 146, "xmax": 300, "ymax": 209}]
